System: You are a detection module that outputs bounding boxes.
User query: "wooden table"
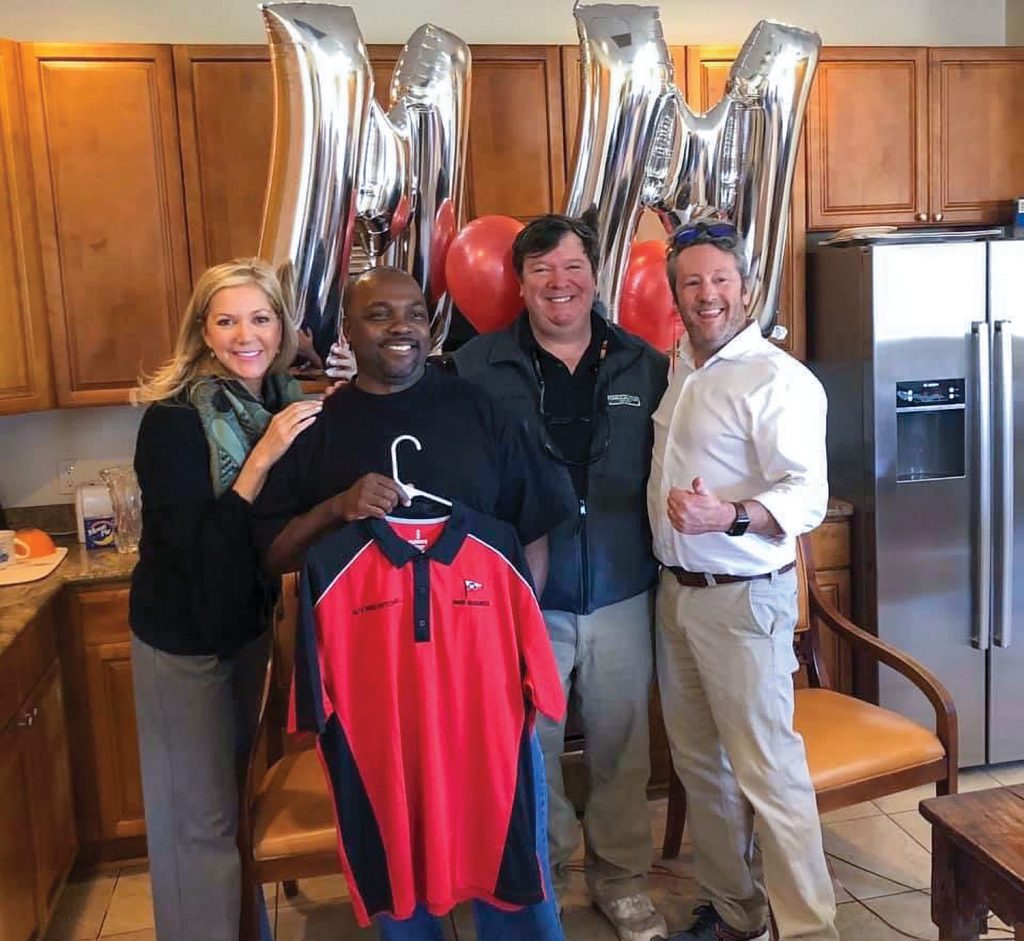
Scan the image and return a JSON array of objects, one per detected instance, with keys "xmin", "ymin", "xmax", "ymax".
[{"xmin": 920, "ymin": 785, "xmax": 1024, "ymax": 940}]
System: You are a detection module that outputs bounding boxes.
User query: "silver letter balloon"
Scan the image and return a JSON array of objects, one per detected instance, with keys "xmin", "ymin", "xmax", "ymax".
[
  {"xmin": 564, "ymin": 3, "xmax": 677, "ymax": 326},
  {"xmin": 567, "ymin": 3, "xmax": 820, "ymax": 337},
  {"xmin": 258, "ymin": 3, "xmax": 373, "ymax": 355},
  {"xmin": 356, "ymin": 24, "xmax": 471, "ymax": 348},
  {"xmin": 258, "ymin": 4, "xmax": 470, "ymax": 357}
]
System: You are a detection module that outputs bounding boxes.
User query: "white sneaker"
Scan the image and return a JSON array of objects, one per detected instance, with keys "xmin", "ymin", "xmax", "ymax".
[{"xmin": 596, "ymin": 893, "xmax": 669, "ymax": 941}]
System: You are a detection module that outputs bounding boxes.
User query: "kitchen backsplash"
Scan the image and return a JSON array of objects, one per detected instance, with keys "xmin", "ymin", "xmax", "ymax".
[
  {"xmin": 5, "ymin": 503, "xmax": 77, "ymax": 534},
  {"xmin": 0, "ymin": 405, "xmax": 142, "ymax": 507}
]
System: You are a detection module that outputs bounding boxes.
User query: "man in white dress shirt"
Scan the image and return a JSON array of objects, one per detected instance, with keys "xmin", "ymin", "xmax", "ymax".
[{"xmin": 648, "ymin": 220, "xmax": 838, "ymax": 941}]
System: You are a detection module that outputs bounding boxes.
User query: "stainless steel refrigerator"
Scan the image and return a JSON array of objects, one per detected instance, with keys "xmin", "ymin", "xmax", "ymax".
[{"xmin": 808, "ymin": 236, "xmax": 1024, "ymax": 767}]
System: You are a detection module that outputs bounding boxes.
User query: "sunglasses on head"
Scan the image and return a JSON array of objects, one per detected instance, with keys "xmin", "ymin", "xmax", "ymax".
[{"xmin": 671, "ymin": 221, "xmax": 738, "ymax": 248}]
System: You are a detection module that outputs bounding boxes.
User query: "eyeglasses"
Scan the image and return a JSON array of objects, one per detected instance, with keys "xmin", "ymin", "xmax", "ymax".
[
  {"xmin": 670, "ymin": 221, "xmax": 738, "ymax": 248},
  {"xmin": 531, "ymin": 342, "xmax": 611, "ymax": 468},
  {"xmin": 537, "ymin": 398, "xmax": 611, "ymax": 467}
]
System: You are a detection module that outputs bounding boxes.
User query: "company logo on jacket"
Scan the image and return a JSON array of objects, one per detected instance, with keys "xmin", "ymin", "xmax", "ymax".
[{"xmin": 607, "ymin": 393, "xmax": 641, "ymax": 407}]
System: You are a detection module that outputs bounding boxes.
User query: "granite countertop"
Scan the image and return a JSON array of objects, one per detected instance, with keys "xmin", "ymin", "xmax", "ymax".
[{"xmin": 0, "ymin": 540, "xmax": 137, "ymax": 659}]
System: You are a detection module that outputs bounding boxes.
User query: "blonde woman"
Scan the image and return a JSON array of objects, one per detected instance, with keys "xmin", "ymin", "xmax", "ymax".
[{"xmin": 129, "ymin": 259, "xmax": 347, "ymax": 941}]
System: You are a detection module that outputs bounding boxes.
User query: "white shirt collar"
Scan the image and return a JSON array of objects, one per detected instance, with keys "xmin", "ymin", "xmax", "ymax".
[{"xmin": 679, "ymin": 320, "xmax": 762, "ymax": 370}]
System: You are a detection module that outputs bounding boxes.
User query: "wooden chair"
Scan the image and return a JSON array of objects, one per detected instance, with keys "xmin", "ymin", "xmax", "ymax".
[
  {"xmin": 661, "ymin": 533, "xmax": 958, "ymax": 859},
  {"xmin": 238, "ymin": 574, "xmax": 343, "ymax": 940}
]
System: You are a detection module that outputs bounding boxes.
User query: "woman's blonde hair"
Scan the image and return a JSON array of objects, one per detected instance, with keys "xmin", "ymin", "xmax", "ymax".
[{"xmin": 134, "ymin": 258, "xmax": 299, "ymax": 405}]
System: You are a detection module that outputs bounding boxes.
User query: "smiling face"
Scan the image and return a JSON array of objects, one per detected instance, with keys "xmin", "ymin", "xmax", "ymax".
[
  {"xmin": 519, "ymin": 233, "xmax": 597, "ymax": 343},
  {"xmin": 671, "ymin": 243, "xmax": 751, "ymax": 365},
  {"xmin": 344, "ymin": 269, "xmax": 430, "ymax": 394},
  {"xmin": 202, "ymin": 283, "xmax": 282, "ymax": 394}
]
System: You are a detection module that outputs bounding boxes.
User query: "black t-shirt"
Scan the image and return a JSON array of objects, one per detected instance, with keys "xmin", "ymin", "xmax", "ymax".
[
  {"xmin": 521, "ymin": 313, "xmax": 608, "ymax": 499},
  {"xmin": 251, "ymin": 365, "xmax": 571, "ymax": 555}
]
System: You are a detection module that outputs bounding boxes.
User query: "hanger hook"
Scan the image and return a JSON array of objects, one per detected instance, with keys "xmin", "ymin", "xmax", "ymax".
[{"xmin": 390, "ymin": 434, "xmax": 422, "ymax": 483}]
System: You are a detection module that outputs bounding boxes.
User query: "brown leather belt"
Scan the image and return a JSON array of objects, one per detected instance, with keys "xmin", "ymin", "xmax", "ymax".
[{"xmin": 667, "ymin": 560, "xmax": 796, "ymax": 588}]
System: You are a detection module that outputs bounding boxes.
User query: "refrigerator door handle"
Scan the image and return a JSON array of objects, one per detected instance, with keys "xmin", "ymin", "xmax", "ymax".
[
  {"xmin": 994, "ymin": 319, "xmax": 1014, "ymax": 648},
  {"xmin": 973, "ymin": 320, "xmax": 992, "ymax": 651}
]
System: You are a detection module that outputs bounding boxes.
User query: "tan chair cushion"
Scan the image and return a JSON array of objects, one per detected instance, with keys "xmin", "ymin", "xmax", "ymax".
[
  {"xmin": 794, "ymin": 687, "xmax": 945, "ymax": 792},
  {"xmin": 252, "ymin": 747, "xmax": 338, "ymax": 862}
]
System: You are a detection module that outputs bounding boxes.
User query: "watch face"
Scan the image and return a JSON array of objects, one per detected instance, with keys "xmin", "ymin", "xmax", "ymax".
[{"xmin": 728, "ymin": 502, "xmax": 750, "ymax": 537}]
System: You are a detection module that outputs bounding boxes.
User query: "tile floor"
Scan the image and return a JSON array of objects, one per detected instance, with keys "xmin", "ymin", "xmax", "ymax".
[{"xmin": 47, "ymin": 763, "xmax": 1024, "ymax": 941}]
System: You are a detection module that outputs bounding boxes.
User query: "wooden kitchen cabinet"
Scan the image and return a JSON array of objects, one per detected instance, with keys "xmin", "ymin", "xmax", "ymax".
[
  {"xmin": 928, "ymin": 47, "xmax": 1024, "ymax": 225},
  {"xmin": 9, "ymin": 659, "xmax": 77, "ymax": 931},
  {"xmin": 807, "ymin": 516, "xmax": 854, "ymax": 694},
  {"xmin": 60, "ymin": 585, "xmax": 145, "ymax": 863},
  {"xmin": 465, "ymin": 46, "xmax": 566, "ymax": 221},
  {"xmin": 24, "ymin": 661, "xmax": 77, "ymax": 926},
  {"xmin": 20, "ymin": 43, "xmax": 192, "ymax": 406},
  {"xmin": 83, "ymin": 639, "xmax": 145, "ymax": 843},
  {"xmin": 812, "ymin": 568, "xmax": 852, "ymax": 689},
  {"xmin": 0, "ymin": 606, "xmax": 76, "ymax": 941},
  {"xmin": 0, "ymin": 39, "xmax": 52, "ymax": 415},
  {"xmin": 806, "ymin": 46, "xmax": 1024, "ymax": 230},
  {"xmin": 174, "ymin": 45, "xmax": 274, "ymax": 276},
  {"xmin": 683, "ymin": 44, "xmax": 734, "ymax": 111},
  {"xmin": 805, "ymin": 47, "xmax": 929, "ymax": 230},
  {"xmin": 367, "ymin": 44, "xmax": 403, "ymax": 105},
  {"xmin": 0, "ymin": 724, "xmax": 38, "ymax": 941}
]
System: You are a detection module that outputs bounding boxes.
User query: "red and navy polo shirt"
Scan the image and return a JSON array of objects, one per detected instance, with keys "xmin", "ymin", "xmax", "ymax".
[{"xmin": 291, "ymin": 503, "xmax": 565, "ymax": 926}]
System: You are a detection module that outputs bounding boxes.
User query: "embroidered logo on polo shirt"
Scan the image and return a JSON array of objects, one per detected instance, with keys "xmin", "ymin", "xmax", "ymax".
[
  {"xmin": 454, "ymin": 578, "xmax": 490, "ymax": 608},
  {"xmin": 607, "ymin": 393, "xmax": 641, "ymax": 407},
  {"xmin": 352, "ymin": 598, "xmax": 401, "ymax": 616}
]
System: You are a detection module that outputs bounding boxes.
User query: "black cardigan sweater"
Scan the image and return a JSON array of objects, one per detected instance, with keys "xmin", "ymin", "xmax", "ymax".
[{"xmin": 129, "ymin": 401, "xmax": 276, "ymax": 658}]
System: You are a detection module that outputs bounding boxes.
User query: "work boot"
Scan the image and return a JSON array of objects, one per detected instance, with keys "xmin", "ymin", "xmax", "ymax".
[
  {"xmin": 671, "ymin": 904, "xmax": 768, "ymax": 941},
  {"xmin": 713, "ymin": 925, "xmax": 769, "ymax": 941},
  {"xmin": 670, "ymin": 904, "xmax": 722, "ymax": 941},
  {"xmin": 596, "ymin": 893, "xmax": 669, "ymax": 941}
]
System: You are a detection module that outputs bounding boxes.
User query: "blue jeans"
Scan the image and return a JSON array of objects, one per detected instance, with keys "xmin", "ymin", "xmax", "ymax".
[{"xmin": 375, "ymin": 733, "xmax": 564, "ymax": 941}]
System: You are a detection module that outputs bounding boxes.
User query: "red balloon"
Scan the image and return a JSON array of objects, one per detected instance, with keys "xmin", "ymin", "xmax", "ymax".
[
  {"xmin": 619, "ymin": 240, "xmax": 683, "ymax": 353},
  {"xmin": 445, "ymin": 215, "xmax": 524, "ymax": 333},
  {"xmin": 427, "ymin": 198, "xmax": 457, "ymax": 306}
]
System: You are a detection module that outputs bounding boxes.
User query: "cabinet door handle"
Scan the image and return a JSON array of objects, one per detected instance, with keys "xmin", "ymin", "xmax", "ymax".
[
  {"xmin": 16, "ymin": 707, "xmax": 38, "ymax": 728},
  {"xmin": 916, "ymin": 212, "xmax": 928, "ymax": 222},
  {"xmin": 933, "ymin": 212, "xmax": 944, "ymax": 222}
]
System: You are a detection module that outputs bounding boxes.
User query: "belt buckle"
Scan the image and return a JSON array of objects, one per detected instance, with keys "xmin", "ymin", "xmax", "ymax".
[{"xmin": 702, "ymin": 572, "xmax": 717, "ymax": 588}]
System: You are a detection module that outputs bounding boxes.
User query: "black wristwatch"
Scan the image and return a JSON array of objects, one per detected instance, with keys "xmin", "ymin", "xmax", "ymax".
[{"xmin": 726, "ymin": 501, "xmax": 750, "ymax": 537}]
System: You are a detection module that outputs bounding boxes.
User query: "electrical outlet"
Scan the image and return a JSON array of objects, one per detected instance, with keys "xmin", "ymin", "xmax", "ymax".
[{"xmin": 58, "ymin": 459, "xmax": 77, "ymax": 495}]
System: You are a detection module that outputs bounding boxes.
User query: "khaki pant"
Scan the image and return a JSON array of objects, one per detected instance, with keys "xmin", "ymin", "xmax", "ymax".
[
  {"xmin": 536, "ymin": 590, "xmax": 655, "ymax": 904},
  {"xmin": 655, "ymin": 569, "xmax": 838, "ymax": 941}
]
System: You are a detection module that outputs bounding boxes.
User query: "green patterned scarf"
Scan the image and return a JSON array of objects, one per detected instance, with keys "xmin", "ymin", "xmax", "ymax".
[{"xmin": 190, "ymin": 374, "xmax": 305, "ymax": 497}]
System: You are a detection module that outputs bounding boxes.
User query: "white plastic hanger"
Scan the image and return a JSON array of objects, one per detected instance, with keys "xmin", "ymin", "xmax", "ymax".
[{"xmin": 389, "ymin": 435, "xmax": 453, "ymax": 507}]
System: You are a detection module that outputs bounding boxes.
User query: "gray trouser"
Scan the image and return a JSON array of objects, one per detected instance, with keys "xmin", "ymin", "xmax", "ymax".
[
  {"xmin": 131, "ymin": 630, "xmax": 271, "ymax": 941},
  {"xmin": 536, "ymin": 590, "xmax": 654, "ymax": 903},
  {"xmin": 655, "ymin": 568, "xmax": 838, "ymax": 941}
]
